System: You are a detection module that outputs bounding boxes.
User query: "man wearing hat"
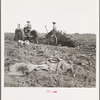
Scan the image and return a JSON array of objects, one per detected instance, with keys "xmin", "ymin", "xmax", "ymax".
[
  {"xmin": 52, "ymin": 22, "xmax": 57, "ymax": 31},
  {"xmin": 24, "ymin": 21, "xmax": 32, "ymax": 38},
  {"xmin": 25, "ymin": 21, "xmax": 32, "ymax": 30}
]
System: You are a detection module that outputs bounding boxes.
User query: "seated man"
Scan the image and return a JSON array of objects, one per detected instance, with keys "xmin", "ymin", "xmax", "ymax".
[
  {"xmin": 24, "ymin": 21, "xmax": 32, "ymax": 39},
  {"xmin": 24, "ymin": 21, "xmax": 32, "ymax": 33}
]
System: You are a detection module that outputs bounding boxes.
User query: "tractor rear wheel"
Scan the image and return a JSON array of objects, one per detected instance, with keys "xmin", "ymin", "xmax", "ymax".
[{"xmin": 14, "ymin": 29, "xmax": 24, "ymax": 41}]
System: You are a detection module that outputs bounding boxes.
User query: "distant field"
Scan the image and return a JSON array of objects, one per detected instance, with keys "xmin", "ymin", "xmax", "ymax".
[{"xmin": 4, "ymin": 33, "xmax": 96, "ymax": 87}]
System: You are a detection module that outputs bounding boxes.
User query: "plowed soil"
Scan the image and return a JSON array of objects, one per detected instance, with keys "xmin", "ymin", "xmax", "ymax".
[{"xmin": 4, "ymin": 33, "xmax": 96, "ymax": 87}]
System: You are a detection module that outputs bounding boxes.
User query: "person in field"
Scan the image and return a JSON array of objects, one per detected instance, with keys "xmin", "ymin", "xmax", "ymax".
[
  {"xmin": 24, "ymin": 21, "xmax": 32, "ymax": 39},
  {"xmin": 25, "ymin": 21, "xmax": 32, "ymax": 31},
  {"xmin": 52, "ymin": 22, "xmax": 57, "ymax": 31}
]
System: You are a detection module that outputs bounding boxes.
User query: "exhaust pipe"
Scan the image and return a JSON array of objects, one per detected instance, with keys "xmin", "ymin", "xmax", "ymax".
[{"xmin": 45, "ymin": 25, "xmax": 48, "ymax": 33}]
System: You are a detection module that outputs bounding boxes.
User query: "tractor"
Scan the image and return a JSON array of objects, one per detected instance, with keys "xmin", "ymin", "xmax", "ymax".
[
  {"xmin": 45, "ymin": 22, "xmax": 79, "ymax": 47},
  {"xmin": 14, "ymin": 23, "xmax": 79, "ymax": 47},
  {"xmin": 14, "ymin": 24, "xmax": 39, "ymax": 43},
  {"xmin": 46, "ymin": 29, "xmax": 79, "ymax": 47}
]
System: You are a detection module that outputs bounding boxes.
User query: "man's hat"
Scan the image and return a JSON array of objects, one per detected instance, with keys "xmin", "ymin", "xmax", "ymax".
[
  {"xmin": 27, "ymin": 21, "xmax": 30, "ymax": 23},
  {"xmin": 52, "ymin": 22, "xmax": 56, "ymax": 24}
]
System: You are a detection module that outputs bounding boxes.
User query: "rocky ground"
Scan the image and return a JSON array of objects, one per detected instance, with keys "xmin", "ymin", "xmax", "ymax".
[{"xmin": 4, "ymin": 33, "xmax": 96, "ymax": 87}]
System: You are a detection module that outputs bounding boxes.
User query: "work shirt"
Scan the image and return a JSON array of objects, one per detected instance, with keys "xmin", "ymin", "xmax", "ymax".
[
  {"xmin": 53, "ymin": 24, "xmax": 57, "ymax": 31},
  {"xmin": 25, "ymin": 23, "xmax": 32, "ymax": 29}
]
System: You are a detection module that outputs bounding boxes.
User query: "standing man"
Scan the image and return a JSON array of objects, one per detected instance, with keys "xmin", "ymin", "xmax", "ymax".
[{"xmin": 52, "ymin": 22, "xmax": 57, "ymax": 31}]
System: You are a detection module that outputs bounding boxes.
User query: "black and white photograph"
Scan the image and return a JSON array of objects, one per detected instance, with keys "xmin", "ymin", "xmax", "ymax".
[{"xmin": 1, "ymin": 0, "xmax": 99, "ymax": 99}]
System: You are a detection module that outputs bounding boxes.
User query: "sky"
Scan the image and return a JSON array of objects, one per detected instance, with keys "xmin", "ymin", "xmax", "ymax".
[{"xmin": 2, "ymin": 0, "xmax": 99, "ymax": 33}]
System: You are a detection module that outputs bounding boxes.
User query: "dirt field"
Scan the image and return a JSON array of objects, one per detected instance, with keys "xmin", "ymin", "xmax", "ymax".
[{"xmin": 4, "ymin": 33, "xmax": 96, "ymax": 87}]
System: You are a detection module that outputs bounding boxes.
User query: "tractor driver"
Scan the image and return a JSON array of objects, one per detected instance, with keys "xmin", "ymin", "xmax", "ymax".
[
  {"xmin": 24, "ymin": 21, "xmax": 32, "ymax": 33},
  {"xmin": 51, "ymin": 22, "xmax": 57, "ymax": 35},
  {"xmin": 52, "ymin": 22, "xmax": 57, "ymax": 31}
]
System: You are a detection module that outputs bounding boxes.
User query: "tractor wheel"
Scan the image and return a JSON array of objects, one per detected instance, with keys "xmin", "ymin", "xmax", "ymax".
[{"xmin": 14, "ymin": 29, "xmax": 24, "ymax": 41}]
